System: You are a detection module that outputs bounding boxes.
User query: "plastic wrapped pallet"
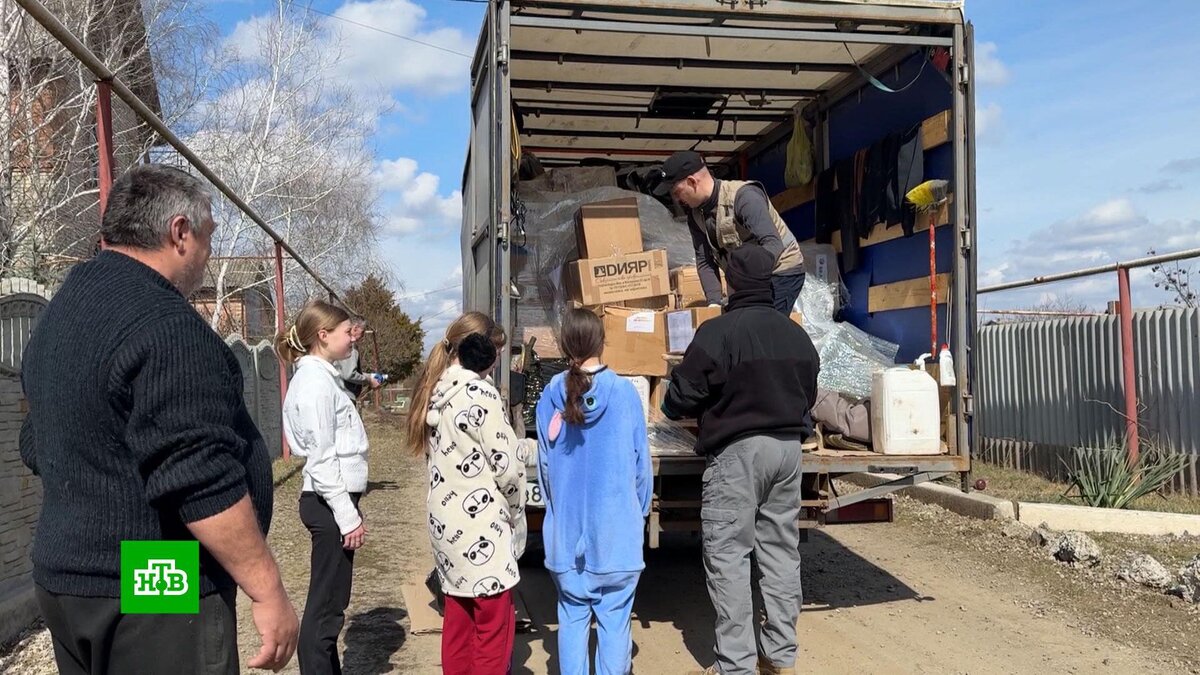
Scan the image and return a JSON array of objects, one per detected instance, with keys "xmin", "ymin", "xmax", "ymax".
[
  {"xmin": 510, "ymin": 186, "xmax": 696, "ymax": 341},
  {"xmin": 794, "ymin": 244, "xmax": 899, "ymax": 399}
]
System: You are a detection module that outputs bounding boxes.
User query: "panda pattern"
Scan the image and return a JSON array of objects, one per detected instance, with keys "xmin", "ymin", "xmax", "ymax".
[
  {"xmin": 473, "ymin": 577, "xmax": 503, "ymax": 597},
  {"xmin": 454, "ymin": 405, "xmax": 487, "ymax": 432},
  {"xmin": 462, "ymin": 488, "xmax": 494, "ymax": 519},
  {"xmin": 463, "ymin": 536, "xmax": 496, "ymax": 566},
  {"xmin": 489, "ymin": 449, "xmax": 510, "ymax": 474},
  {"xmin": 457, "ymin": 449, "xmax": 487, "ymax": 478},
  {"xmin": 425, "ymin": 365, "xmax": 526, "ymax": 599}
]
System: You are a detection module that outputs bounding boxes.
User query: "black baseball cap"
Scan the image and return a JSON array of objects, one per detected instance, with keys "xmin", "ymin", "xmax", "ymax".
[{"xmin": 651, "ymin": 151, "xmax": 705, "ymax": 197}]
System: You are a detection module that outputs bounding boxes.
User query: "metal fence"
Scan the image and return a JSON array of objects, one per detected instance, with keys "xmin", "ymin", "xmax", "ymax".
[{"xmin": 977, "ymin": 307, "xmax": 1200, "ymax": 496}]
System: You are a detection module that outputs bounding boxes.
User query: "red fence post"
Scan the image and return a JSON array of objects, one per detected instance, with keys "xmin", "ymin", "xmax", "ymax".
[
  {"xmin": 95, "ymin": 80, "xmax": 115, "ymax": 246},
  {"xmin": 1117, "ymin": 267, "xmax": 1139, "ymax": 466},
  {"xmin": 274, "ymin": 241, "xmax": 290, "ymax": 460}
]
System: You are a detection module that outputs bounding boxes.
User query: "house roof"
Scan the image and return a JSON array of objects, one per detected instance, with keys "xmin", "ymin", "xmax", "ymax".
[{"xmin": 201, "ymin": 259, "xmax": 272, "ymax": 294}]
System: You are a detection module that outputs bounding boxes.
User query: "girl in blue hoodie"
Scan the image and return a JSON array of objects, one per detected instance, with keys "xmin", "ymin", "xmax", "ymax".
[{"xmin": 535, "ymin": 309, "xmax": 654, "ymax": 675}]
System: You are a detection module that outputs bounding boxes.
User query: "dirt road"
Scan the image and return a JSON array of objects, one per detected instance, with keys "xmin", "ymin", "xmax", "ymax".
[
  {"xmin": 10, "ymin": 413, "xmax": 1192, "ymax": 674},
  {"xmin": 225, "ymin": 417, "xmax": 1199, "ymax": 674}
]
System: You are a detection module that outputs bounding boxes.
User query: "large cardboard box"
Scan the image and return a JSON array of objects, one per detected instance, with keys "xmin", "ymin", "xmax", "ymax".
[
  {"xmin": 516, "ymin": 325, "xmax": 562, "ymax": 358},
  {"xmin": 666, "ymin": 307, "xmax": 723, "ymax": 354},
  {"xmin": 571, "ymin": 295, "xmax": 672, "ymax": 313},
  {"xmin": 602, "ymin": 306, "xmax": 667, "ymax": 377},
  {"xmin": 567, "ymin": 250, "xmax": 670, "ymax": 307},
  {"xmin": 671, "ymin": 265, "xmax": 727, "ymax": 308},
  {"xmin": 623, "ymin": 295, "xmax": 673, "ymax": 311},
  {"xmin": 576, "ymin": 198, "xmax": 643, "ymax": 259}
]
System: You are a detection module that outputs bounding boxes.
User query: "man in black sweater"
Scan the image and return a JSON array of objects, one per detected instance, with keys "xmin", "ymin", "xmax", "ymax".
[
  {"xmin": 20, "ymin": 165, "xmax": 298, "ymax": 674},
  {"xmin": 663, "ymin": 244, "xmax": 819, "ymax": 675}
]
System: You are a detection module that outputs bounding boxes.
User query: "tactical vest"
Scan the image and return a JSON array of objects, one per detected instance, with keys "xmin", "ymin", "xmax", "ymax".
[{"xmin": 693, "ymin": 180, "xmax": 804, "ymax": 274}]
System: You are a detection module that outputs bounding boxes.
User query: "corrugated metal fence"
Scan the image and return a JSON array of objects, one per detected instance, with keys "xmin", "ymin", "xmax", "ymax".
[{"xmin": 977, "ymin": 308, "xmax": 1200, "ymax": 496}]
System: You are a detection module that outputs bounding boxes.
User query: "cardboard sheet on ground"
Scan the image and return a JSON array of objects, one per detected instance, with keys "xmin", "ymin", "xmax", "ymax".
[
  {"xmin": 400, "ymin": 583, "xmax": 443, "ymax": 635},
  {"xmin": 400, "ymin": 581, "xmax": 536, "ymax": 635}
]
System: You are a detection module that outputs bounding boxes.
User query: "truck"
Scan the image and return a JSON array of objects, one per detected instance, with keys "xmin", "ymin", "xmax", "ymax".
[{"xmin": 460, "ymin": 0, "xmax": 978, "ymax": 543}]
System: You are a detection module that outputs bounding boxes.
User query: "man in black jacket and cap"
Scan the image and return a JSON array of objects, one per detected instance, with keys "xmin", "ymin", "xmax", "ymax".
[{"xmin": 662, "ymin": 244, "xmax": 820, "ymax": 675}]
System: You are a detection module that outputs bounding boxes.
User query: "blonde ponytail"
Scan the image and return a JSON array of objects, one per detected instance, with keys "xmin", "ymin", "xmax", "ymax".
[{"xmin": 274, "ymin": 300, "xmax": 350, "ymax": 362}]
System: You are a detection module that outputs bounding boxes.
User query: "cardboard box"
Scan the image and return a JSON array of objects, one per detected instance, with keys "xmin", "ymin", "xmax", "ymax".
[
  {"xmin": 624, "ymin": 295, "xmax": 673, "ymax": 311},
  {"xmin": 567, "ymin": 250, "xmax": 670, "ymax": 307},
  {"xmin": 622, "ymin": 376, "xmax": 651, "ymax": 421},
  {"xmin": 671, "ymin": 265, "xmax": 727, "ymax": 308},
  {"xmin": 602, "ymin": 306, "xmax": 667, "ymax": 377},
  {"xmin": 650, "ymin": 377, "xmax": 668, "ymax": 412},
  {"xmin": 576, "ymin": 198, "xmax": 643, "ymax": 259},
  {"xmin": 570, "ymin": 295, "xmax": 671, "ymax": 315},
  {"xmin": 666, "ymin": 307, "xmax": 723, "ymax": 354},
  {"xmin": 517, "ymin": 325, "xmax": 561, "ymax": 358}
]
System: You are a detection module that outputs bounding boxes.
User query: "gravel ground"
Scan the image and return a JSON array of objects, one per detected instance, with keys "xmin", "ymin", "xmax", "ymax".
[{"xmin": 4, "ymin": 417, "xmax": 1199, "ymax": 674}]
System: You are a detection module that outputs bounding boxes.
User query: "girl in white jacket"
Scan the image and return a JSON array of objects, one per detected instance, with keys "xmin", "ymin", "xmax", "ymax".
[
  {"xmin": 405, "ymin": 312, "xmax": 526, "ymax": 675},
  {"xmin": 278, "ymin": 300, "xmax": 369, "ymax": 675}
]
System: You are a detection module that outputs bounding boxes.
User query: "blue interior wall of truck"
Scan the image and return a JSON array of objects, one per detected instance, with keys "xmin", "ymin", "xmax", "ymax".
[{"xmin": 747, "ymin": 54, "xmax": 956, "ymax": 364}]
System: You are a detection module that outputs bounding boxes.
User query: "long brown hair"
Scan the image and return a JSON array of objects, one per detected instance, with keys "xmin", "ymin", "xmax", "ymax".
[
  {"xmin": 559, "ymin": 308, "xmax": 606, "ymax": 425},
  {"xmin": 404, "ymin": 312, "xmax": 507, "ymax": 456},
  {"xmin": 275, "ymin": 300, "xmax": 350, "ymax": 362}
]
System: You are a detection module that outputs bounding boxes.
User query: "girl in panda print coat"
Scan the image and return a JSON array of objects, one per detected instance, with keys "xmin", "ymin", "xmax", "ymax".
[{"xmin": 405, "ymin": 312, "xmax": 526, "ymax": 675}]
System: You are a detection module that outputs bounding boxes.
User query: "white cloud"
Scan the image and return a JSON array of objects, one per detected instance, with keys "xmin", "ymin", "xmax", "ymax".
[
  {"xmin": 327, "ymin": 0, "xmax": 472, "ymax": 96},
  {"xmin": 975, "ymin": 42, "xmax": 1011, "ymax": 87},
  {"xmin": 224, "ymin": 0, "xmax": 472, "ymax": 98},
  {"xmin": 981, "ymin": 198, "xmax": 1200, "ymax": 309},
  {"xmin": 975, "ymin": 102, "xmax": 1004, "ymax": 143},
  {"xmin": 375, "ymin": 158, "xmax": 462, "ymax": 236},
  {"xmin": 1083, "ymin": 198, "xmax": 1137, "ymax": 227}
]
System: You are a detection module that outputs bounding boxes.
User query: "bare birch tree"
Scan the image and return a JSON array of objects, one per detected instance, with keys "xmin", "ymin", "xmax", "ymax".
[
  {"xmin": 0, "ymin": 0, "xmax": 213, "ymax": 283},
  {"xmin": 177, "ymin": 0, "xmax": 385, "ymax": 330}
]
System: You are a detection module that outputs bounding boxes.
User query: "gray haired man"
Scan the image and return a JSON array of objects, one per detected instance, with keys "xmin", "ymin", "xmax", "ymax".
[
  {"xmin": 335, "ymin": 319, "xmax": 380, "ymax": 399},
  {"xmin": 20, "ymin": 164, "xmax": 298, "ymax": 674}
]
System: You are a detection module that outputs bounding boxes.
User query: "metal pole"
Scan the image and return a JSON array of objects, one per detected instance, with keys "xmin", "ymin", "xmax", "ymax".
[
  {"xmin": 1117, "ymin": 268, "xmax": 1139, "ymax": 466},
  {"xmin": 507, "ymin": 14, "xmax": 955, "ymax": 47},
  {"xmin": 95, "ymin": 81, "xmax": 115, "ymax": 231},
  {"xmin": 980, "ymin": 246, "xmax": 1200, "ymax": 295},
  {"xmin": 12, "ymin": 0, "xmax": 345, "ymax": 303},
  {"xmin": 274, "ymin": 241, "xmax": 290, "ymax": 460}
]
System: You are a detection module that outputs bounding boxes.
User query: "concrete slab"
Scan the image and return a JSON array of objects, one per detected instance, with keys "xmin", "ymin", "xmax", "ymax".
[
  {"xmin": 842, "ymin": 473, "xmax": 1017, "ymax": 521},
  {"xmin": 0, "ymin": 585, "xmax": 38, "ymax": 647},
  {"xmin": 1016, "ymin": 501, "xmax": 1200, "ymax": 537}
]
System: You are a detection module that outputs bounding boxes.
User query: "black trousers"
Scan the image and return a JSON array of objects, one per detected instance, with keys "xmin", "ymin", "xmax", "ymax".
[
  {"xmin": 298, "ymin": 491, "xmax": 361, "ymax": 675},
  {"xmin": 35, "ymin": 584, "xmax": 238, "ymax": 675},
  {"xmin": 771, "ymin": 271, "xmax": 807, "ymax": 314}
]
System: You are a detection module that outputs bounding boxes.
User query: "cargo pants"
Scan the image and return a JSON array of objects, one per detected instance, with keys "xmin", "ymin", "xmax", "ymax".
[{"xmin": 701, "ymin": 435, "xmax": 803, "ymax": 675}]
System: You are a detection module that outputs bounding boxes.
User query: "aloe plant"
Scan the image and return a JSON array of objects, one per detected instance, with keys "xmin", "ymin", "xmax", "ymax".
[{"xmin": 1062, "ymin": 437, "xmax": 1190, "ymax": 510}]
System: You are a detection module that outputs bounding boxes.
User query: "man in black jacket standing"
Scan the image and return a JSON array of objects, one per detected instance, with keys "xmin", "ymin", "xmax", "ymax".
[
  {"xmin": 20, "ymin": 165, "xmax": 298, "ymax": 674},
  {"xmin": 663, "ymin": 244, "xmax": 820, "ymax": 675}
]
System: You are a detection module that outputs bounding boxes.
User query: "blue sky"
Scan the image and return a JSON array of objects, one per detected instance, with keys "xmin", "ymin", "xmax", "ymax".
[{"xmin": 202, "ymin": 0, "xmax": 1200, "ymax": 347}]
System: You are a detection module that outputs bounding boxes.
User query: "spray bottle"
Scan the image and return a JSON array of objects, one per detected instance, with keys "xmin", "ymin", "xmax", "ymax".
[{"xmin": 938, "ymin": 345, "xmax": 957, "ymax": 387}]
